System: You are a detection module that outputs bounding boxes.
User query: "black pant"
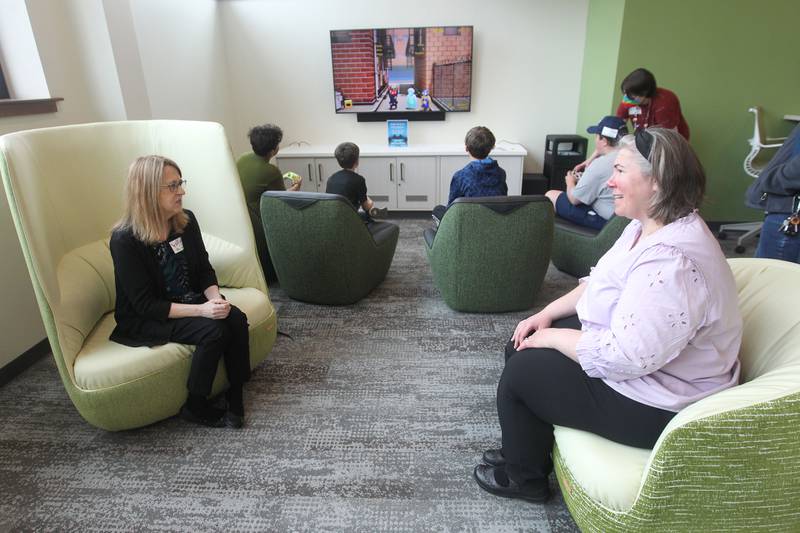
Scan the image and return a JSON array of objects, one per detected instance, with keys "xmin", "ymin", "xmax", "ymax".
[
  {"xmin": 432, "ymin": 204, "xmax": 447, "ymax": 225},
  {"xmin": 497, "ymin": 315, "xmax": 676, "ymax": 485},
  {"xmin": 169, "ymin": 305, "xmax": 250, "ymax": 397}
]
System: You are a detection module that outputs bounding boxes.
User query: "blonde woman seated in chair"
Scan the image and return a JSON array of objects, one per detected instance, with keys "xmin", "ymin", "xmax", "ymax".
[{"xmin": 110, "ymin": 156, "xmax": 250, "ymax": 429}]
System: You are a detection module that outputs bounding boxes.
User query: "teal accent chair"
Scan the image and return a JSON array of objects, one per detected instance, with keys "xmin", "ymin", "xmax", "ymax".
[
  {"xmin": 0, "ymin": 120, "xmax": 277, "ymax": 431},
  {"xmin": 553, "ymin": 258, "xmax": 800, "ymax": 531},
  {"xmin": 551, "ymin": 215, "xmax": 630, "ymax": 278},
  {"xmin": 260, "ymin": 191, "xmax": 399, "ymax": 305},
  {"xmin": 423, "ymin": 196, "xmax": 553, "ymax": 313}
]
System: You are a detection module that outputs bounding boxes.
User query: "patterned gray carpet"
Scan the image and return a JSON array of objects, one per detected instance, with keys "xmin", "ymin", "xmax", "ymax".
[{"xmin": 3, "ymin": 215, "xmax": 749, "ymax": 531}]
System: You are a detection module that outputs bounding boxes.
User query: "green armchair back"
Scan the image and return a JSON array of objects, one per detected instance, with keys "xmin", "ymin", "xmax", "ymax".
[
  {"xmin": 423, "ymin": 196, "xmax": 553, "ymax": 312},
  {"xmin": 260, "ymin": 191, "xmax": 399, "ymax": 305},
  {"xmin": 551, "ymin": 215, "xmax": 629, "ymax": 278}
]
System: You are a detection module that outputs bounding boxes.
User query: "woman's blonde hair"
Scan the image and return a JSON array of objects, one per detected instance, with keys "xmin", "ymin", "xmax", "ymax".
[
  {"xmin": 114, "ymin": 155, "xmax": 188, "ymax": 244},
  {"xmin": 618, "ymin": 127, "xmax": 705, "ymax": 225}
]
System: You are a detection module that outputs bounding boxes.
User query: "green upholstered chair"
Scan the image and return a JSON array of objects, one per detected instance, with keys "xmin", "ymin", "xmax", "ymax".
[
  {"xmin": 423, "ymin": 195, "xmax": 553, "ymax": 313},
  {"xmin": 0, "ymin": 120, "xmax": 277, "ymax": 431},
  {"xmin": 553, "ymin": 258, "xmax": 800, "ymax": 531},
  {"xmin": 551, "ymin": 215, "xmax": 630, "ymax": 278},
  {"xmin": 260, "ymin": 191, "xmax": 399, "ymax": 305}
]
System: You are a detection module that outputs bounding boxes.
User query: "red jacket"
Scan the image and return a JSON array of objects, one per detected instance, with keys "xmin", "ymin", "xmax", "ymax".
[{"xmin": 617, "ymin": 87, "xmax": 690, "ymax": 140}]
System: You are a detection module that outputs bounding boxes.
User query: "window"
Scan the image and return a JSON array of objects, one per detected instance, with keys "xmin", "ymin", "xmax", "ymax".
[{"xmin": 0, "ymin": 2, "xmax": 63, "ymax": 117}]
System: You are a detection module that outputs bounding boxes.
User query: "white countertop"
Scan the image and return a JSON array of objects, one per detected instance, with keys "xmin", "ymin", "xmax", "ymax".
[{"xmin": 276, "ymin": 141, "xmax": 527, "ymax": 158}]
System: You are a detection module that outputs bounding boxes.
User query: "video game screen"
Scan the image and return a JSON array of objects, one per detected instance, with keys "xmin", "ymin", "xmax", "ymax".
[{"xmin": 330, "ymin": 26, "xmax": 473, "ymax": 114}]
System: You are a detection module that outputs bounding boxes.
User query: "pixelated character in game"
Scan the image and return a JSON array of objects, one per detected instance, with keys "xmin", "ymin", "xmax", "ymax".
[
  {"xmin": 406, "ymin": 87, "xmax": 418, "ymax": 110},
  {"xmin": 388, "ymin": 85, "xmax": 399, "ymax": 110},
  {"xmin": 421, "ymin": 89, "xmax": 431, "ymax": 112}
]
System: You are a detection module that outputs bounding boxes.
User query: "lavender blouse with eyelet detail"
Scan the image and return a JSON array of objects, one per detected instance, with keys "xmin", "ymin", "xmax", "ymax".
[{"xmin": 574, "ymin": 212, "xmax": 742, "ymax": 412}]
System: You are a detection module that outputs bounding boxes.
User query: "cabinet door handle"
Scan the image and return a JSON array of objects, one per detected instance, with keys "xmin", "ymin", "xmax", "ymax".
[
  {"xmin": 307, "ymin": 164, "xmax": 313, "ymax": 186},
  {"xmin": 318, "ymin": 164, "xmax": 323, "ymax": 188},
  {"xmin": 400, "ymin": 162, "xmax": 405, "ymax": 181},
  {"xmin": 389, "ymin": 163, "xmax": 394, "ymax": 182}
]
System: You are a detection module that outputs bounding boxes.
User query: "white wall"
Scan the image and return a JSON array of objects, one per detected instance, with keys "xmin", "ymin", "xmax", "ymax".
[
  {"xmin": 0, "ymin": 0, "xmax": 238, "ymax": 370},
  {"xmin": 218, "ymin": 0, "xmax": 589, "ymax": 169},
  {"xmin": 127, "ymin": 0, "xmax": 236, "ymax": 134},
  {"xmin": 0, "ymin": 0, "xmax": 49, "ymax": 99},
  {"xmin": 0, "ymin": 0, "xmax": 590, "ymax": 370},
  {"xmin": 0, "ymin": 0, "xmax": 127, "ymax": 369}
]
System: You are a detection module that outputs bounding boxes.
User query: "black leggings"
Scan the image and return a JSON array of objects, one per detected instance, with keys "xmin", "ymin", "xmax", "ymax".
[
  {"xmin": 169, "ymin": 305, "xmax": 250, "ymax": 397},
  {"xmin": 497, "ymin": 315, "xmax": 676, "ymax": 485}
]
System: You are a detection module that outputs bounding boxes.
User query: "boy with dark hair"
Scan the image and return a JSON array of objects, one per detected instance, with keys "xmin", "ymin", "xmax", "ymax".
[
  {"xmin": 432, "ymin": 125, "xmax": 507, "ymax": 224},
  {"xmin": 236, "ymin": 123, "xmax": 302, "ymax": 282},
  {"xmin": 326, "ymin": 142, "xmax": 386, "ymax": 222}
]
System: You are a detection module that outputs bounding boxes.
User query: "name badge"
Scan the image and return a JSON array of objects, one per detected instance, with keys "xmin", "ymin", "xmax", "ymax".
[
  {"xmin": 628, "ymin": 106, "xmax": 642, "ymax": 116},
  {"xmin": 169, "ymin": 237, "xmax": 184, "ymax": 254}
]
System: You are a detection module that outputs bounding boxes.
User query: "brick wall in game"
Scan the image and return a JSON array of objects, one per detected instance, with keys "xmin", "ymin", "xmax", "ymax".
[
  {"xmin": 418, "ymin": 27, "xmax": 473, "ymax": 98},
  {"xmin": 331, "ymin": 30, "xmax": 377, "ymax": 105}
]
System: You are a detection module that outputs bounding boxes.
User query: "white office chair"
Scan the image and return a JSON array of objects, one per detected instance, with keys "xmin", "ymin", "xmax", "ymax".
[{"xmin": 718, "ymin": 106, "xmax": 787, "ymax": 253}]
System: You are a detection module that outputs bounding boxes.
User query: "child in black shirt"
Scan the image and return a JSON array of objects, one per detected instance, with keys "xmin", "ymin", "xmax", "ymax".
[{"xmin": 326, "ymin": 142, "xmax": 385, "ymax": 222}]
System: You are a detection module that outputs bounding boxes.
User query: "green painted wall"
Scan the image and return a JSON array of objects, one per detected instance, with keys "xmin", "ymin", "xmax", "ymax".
[
  {"xmin": 576, "ymin": 0, "xmax": 626, "ymax": 155},
  {"xmin": 578, "ymin": 0, "xmax": 799, "ymax": 221}
]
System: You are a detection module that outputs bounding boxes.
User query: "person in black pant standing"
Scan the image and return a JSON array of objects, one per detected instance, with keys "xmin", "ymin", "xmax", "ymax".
[
  {"xmin": 326, "ymin": 142, "xmax": 386, "ymax": 222},
  {"xmin": 110, "ymin": 155, "xmax": 250, "ymax": 428}
]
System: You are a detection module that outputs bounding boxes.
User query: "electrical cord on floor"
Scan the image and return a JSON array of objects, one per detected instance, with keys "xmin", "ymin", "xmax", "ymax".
[{"xmin": 277, "ymin": 330, "xmax": 294, "ymax": 341}]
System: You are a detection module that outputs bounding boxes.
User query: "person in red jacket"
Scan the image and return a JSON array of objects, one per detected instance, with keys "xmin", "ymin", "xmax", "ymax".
[
  {"xmin": 575, "ymin": 68, "xmax": 690, "ymax": 174},
  {"xmin": 616, "ymin": 68, "xmax": 689, "ymax": 140}
]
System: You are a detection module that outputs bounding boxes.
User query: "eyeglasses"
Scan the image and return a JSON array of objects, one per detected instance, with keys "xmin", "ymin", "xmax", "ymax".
[
  {"xmin": 161, "ymin": 179, "xmax": 187, "ymax": 193},
  {"xmin": 634, "ymin": 129, "xmax": 654, "ymax": 160}
]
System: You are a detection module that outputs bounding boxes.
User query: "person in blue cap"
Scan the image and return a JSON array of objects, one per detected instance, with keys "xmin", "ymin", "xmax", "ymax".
[{"xmin": 545, "ymin": 116, "xmax": 628, "ymax": 230}]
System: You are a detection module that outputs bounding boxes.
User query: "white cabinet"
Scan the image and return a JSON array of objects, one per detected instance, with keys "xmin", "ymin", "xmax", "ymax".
[
  {"xmin": 357, "ymin": 156, "xmax": 437, "ymax": 210},
  {"xmin": 397, "ymin": 156, "xmax": 437, "ymax": 210},
  {"xmin": 439, "ymin": 156, "xmax": 469, "ymax": 206},
  {"xmin": 494, "ymin": 156, "xmax": 523, "ymax": 197},
  {"xmin": 275, "ymin": 157, "xmax": 337, "ymax": 192},
  {"xmin": 276, "ymin": 143, "xmax": 527, "ymax": 211}
]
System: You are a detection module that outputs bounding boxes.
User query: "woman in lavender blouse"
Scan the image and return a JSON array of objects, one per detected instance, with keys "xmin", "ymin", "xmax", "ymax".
[{"xmin": 474, "ymin": 128, "xmax": 743, "ymax": 503}]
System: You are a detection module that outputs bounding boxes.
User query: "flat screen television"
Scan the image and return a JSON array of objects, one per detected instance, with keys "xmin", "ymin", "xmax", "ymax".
[{"xmin": 330, "ymin": 26, "xmax": 473, "ymax": 121}]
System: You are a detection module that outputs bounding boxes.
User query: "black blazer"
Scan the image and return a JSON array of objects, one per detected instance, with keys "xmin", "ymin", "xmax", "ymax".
[{"xmin": 109, "ymin": 209, "xmax": 218, "ymax": 347}]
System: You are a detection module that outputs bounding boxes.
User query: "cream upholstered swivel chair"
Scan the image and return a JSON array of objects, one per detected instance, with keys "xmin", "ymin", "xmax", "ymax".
[
  {"xmin": 552, "ymin": 258, "xmax": 800, "ymax": 531},
  {"xmin": 0, "ymin": 120, "xmax": 277, "ymax": 431},
  {"xmin": 718, "ymin": 106, "xmax": 788, "ymax": 253}
]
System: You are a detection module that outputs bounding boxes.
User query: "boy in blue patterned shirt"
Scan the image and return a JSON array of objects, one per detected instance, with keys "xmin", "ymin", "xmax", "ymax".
[{"xmin": 432, "ymin": 126, "xmax": 507, "ymax": 224}]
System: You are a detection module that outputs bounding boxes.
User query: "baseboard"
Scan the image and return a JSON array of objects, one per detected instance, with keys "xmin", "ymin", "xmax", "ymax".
[
  {"xmin": 384, "ymin": 211, "xmax": 430, "ymax": 219},
  {"xmin": 0, "ymin": 338, "xmax": 50, "ymax": 389}
]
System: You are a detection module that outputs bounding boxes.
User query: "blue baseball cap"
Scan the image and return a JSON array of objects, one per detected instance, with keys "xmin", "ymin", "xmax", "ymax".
[{"xmin": 587, "ymin": 116, "xmax": 628, "ymax": 139}]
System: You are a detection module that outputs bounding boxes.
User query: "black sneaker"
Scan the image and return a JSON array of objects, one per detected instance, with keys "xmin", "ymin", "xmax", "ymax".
[
  {"xmin": 473, "ymin": 464, "xmax": 551, "ymax": 503},
  {"xmin": 178, "ymin": 404, "xmax": 225, "ymax": 428},
  {"xmin": 223, "ymin": 411, "xmax": 245, "ymax": 429},
  {"xmin": 482, "ymin": 448, "xmax": 506, "ymax": 467}
]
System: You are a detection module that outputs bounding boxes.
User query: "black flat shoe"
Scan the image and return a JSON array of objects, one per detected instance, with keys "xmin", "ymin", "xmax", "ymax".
[
  {"xmin": 223, "ymin": 411, "xmax": 245, "ymax": 429},
  {"xmin": 178, "ymin": 405, "xmax": 225, "ymax": 428},
  {"xmin": 482, "ymin": 448, "xmax": 506, "ymax": 467},
  {"xmin": 473, "ymin": 464, "xmax": 551, "ymax": 503}
]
